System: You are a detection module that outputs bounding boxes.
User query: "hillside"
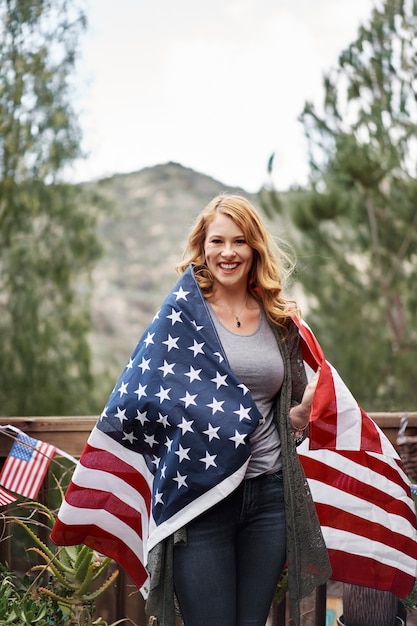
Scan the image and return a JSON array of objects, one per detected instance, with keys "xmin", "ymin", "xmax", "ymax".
[{"xmin": 87, "ymin": 162, "xmax": 260, "ymax": 380}]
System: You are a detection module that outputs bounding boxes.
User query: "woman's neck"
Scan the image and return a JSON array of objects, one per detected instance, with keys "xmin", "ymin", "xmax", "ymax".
[
  {"xmin": 211, "ymin": 286, "xmax": 248, "ymax": 309},
  {"xmin": 210, "ymin": 288, "xmax": 260, "ymax": 331}
]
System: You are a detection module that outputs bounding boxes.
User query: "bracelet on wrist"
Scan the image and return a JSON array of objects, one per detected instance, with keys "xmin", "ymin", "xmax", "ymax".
[
  {"xmin": 291, "ymin": 423, "xmax": 308, "ymax": 433},
  {"xmin": 291, "ymin": 422, "xmax": 308, "ymax": 444}
]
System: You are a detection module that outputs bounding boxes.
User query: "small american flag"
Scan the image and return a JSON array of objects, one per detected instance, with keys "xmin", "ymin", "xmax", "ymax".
[
  {"xmin": 0, "ymin": 432, "xmax": 56, "ymax": 499},
  {"xmin": 0, "ymin": 485, "xmax": 17, "ymax": 507}
]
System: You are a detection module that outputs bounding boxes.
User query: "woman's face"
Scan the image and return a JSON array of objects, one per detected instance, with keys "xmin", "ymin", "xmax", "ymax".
[{"xmin": 204, "ymin": 213, "xmax": 254, "ymax": 291}]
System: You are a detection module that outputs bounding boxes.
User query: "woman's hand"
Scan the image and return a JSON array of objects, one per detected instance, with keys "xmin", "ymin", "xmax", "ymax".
[{"xmin": 290, "ymin": 368, "xmax": 320, "ymax": 429}]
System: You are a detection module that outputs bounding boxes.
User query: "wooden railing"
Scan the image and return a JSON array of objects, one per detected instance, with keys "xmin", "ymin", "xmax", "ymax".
[
  {"xmin": 2, "ymin": 413, "xmax": 416, "ymax": 457},
  {"xmin": 1, "ymin": 413, "xmax": 417, "ymax": 626}
]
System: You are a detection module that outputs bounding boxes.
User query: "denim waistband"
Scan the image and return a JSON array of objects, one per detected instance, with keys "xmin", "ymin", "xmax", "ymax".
[{"xmin": 245, "ymin": 469, "xmax": 283, "ymax": 482}]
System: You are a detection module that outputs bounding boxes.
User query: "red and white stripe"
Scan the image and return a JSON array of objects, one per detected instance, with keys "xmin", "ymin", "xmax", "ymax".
[
  {"xmin": 0, "ymin": 485, "xmax": 17, "ymax": 507},
  {"xmin": 293, "ymin": 317, "xmax": 417, "ymax": 597},
  {"xmin": 51, "ymin": 427, "xmax": 153, "ymax": 595}
]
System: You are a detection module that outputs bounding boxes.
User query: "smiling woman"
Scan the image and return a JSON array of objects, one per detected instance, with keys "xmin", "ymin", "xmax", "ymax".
[
  {"xmin": 160, "ymin": 193, "xmax": 330, "ymax": 625},
  {"xmin": 52, "ymin": 193, "xmax": 331, "ymax": 626},
  {"xmin": 204, "ymin": 213, "xmax": 256, "ymax": 332}
]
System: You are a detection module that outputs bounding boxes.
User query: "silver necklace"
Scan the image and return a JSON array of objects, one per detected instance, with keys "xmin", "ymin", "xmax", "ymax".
[{"xmin": 216, "ymin": 296, "xmax": 248, "ymax": 328}]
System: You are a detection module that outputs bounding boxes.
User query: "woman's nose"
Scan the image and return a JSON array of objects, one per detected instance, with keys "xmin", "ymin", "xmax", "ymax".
[{"xmin": 221, "ymin": 245, "xmax": 236, "ymax": 257}]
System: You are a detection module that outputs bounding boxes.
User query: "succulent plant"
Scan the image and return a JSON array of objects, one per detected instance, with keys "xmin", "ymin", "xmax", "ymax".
[{"xmin": 6, "ymin": 499, "xmax": 126, "ymax": 626}]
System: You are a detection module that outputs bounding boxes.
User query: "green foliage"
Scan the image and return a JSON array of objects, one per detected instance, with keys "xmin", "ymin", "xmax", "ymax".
[
  {"xmin": 0, "ymin": 564, "xmax": 56, "ymax": 625},
  {"xmin": 0, "ymin": 560, "xmax": 123, "ymax": 626},
  {"xmin": 401, "ymin": 578, "xmax": 417, "ymax": 612},
  {"xmin": 0, "ymin": 0, "xmax": 103, "ymax": 416},
  {"xmin": 275, "ymin": 567, "xmax": 288, "ymax": 606},
  {"xmin": 263, "ymin": 0, "xmax": 417, "ymax": 411},
  {"xmin": 3, "ymin": 498, "xmax": 125, "ymax": 626}
]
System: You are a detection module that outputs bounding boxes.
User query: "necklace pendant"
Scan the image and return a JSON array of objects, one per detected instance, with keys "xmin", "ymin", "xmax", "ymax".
[{"xmin": 236, "ymin": 319, "xmax": 241, "ymax": 328}]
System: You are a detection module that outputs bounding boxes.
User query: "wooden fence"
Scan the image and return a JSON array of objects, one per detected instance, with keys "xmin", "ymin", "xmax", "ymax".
[{"xmin": 1, "ymin": 413, "xmax": 416, "ymax": 626}]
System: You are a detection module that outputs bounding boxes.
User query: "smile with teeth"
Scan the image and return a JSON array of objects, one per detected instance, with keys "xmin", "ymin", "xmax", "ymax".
[{"xmin": 219, "ymin": 262, "xmax": 239, "ymax": 271}]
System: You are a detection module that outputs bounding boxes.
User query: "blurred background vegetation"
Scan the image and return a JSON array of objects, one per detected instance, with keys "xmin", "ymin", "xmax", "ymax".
[{"xmin": 0, "ymin": 0, "xmax": 416, "ymax": 418}]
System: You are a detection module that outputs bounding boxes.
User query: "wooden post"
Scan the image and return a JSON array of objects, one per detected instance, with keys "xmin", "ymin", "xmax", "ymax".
[
  {"xmin": 315, "ymin": 584, "xmax": 327, "ymax": 626},
  {"xmin": 0, "ymin": 510, "xmax": 11, "ymax": 567},
  {"xmin": 115, "ymin": 567, "xmax": 127, "ymax": 621}
]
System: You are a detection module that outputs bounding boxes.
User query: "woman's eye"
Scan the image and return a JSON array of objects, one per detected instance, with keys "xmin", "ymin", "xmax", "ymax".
[{"xmin": 236, "ymin": 239, "xmax": 246, "ymax": 245}]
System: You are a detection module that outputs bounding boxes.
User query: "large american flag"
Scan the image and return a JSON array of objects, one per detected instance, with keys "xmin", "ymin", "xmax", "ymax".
[
  {"xmin": 0, "ymin": 432, "xmax": 56, "ymax": 500},
  {"xmin": 295, "ymin": 319, "xmax": 417, "ymax": 597},
  {"xmin": 51, "ymin": 268, "xmax": 417, "ymax": 598}
]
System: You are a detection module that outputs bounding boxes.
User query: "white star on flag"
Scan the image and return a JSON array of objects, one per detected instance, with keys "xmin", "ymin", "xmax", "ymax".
[
  {"xmin": 234, "ymin": 404, "xmax": 252, "ymax": 421},
  {"xmin": 144, "ymin": 332, "xmax": 155, "ymax": 346},
  {"xmin": 157, "ymin": 413, "xmax": 169, "ymax": 427},
  {"xmin": 173, "ymin": 472, "xmax": 188, "ymax": 489},
  {"xmin": 203, "ymin": 424, "xmax": 220, "ymax": 441},
  {"xmin": 159, "ymin": 360, "xmax": 175, "ymax": 377},
  {"xmin": 173, "ymin": 286, "xmax": 189, "ymax": 301},
  {"xmin": 115, "ymin": 407, "xmax": 128, "ymax": 424},
  {"xmin": 188, "ymin": 340, "xmax": 205, "ymax": 357},
  {"xmin": 167, "ymin": 308, "xmax": 183, "ymax": 325},
  {"xmin": 175, "ymin": 445, "xmax": 191, "ymax": 462},
  {"xmin": 134, "ymin": 384, "xmax": 147, "ymax": 399},
  {"xmin": 135, "ymin": 409, "xmax": 148, "ymax": 425},
  {"xmin": 200, "ymin": 451, "xmax": 217, "ymax": 469},
  {"xmin": 177, "ymin": 417, "xmax": 194, "ymax": 435},
  {"xmin": 118, "ymin": 382, "xmax": 128, "ymax": 397},
  {"xmin": 163, "ymin": 334, "xmax": 179, "ymax": 351},
  {"xmin": 139, "ymin": 357, "xmax": 151, "ymax": 373},
  {"xmin": 229, "ymin": 430, "xmax": 246, "ymax": 447},
  {"xmin": 211, "ymin": 372, "xmax": 228, "ymax": 389},
  {"xmin": 184, "ymin": 366, "xmax": 202, "ymax": 382},
  {"xmin": 180, "ymin": 391, "xmax": 197, "ymax": 408},
  {"xmin": 207, "ymin": 397, "xmax": 225, "ymax": 414},
  {"xmin": 155, "ymin": 386, "xmax": 171, "ymax": 403}
]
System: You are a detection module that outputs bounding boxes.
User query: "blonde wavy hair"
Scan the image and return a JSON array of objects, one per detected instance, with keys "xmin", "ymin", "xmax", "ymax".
[{"xmin": 176, "ymin": 194, "xmax": 300, "ymax": 327}]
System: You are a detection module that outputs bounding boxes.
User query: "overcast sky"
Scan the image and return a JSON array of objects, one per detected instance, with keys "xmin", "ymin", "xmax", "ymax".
[{"xmin": 70, "ymin": 0, "xmax": 375, "ymax": 193}]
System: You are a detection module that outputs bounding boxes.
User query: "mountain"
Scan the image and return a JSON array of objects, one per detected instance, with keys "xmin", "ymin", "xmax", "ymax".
[{"xmin": 87, "ymin": 161, "xmax": 259, "ymax": 380}]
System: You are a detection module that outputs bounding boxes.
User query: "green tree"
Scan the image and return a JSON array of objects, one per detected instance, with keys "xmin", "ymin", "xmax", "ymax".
[
  {"xmin": 263, "ymin": 0, "xmax": 417, "ymax": 411},
  {"xmin": 0, "ymin": 0, "xmax": 102, "ymax": 416}
]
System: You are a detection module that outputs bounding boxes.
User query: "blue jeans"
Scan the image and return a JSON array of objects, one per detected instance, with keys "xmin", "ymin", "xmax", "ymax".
[{"xmin": 173, "ymin": 471, "xmax": 286, "ymax": 626}]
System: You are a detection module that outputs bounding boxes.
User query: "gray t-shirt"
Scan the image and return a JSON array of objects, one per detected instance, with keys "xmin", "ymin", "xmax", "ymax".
[{"xmin": 208, "ymin": 304, "xmax": 284, "ymax": 478}]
